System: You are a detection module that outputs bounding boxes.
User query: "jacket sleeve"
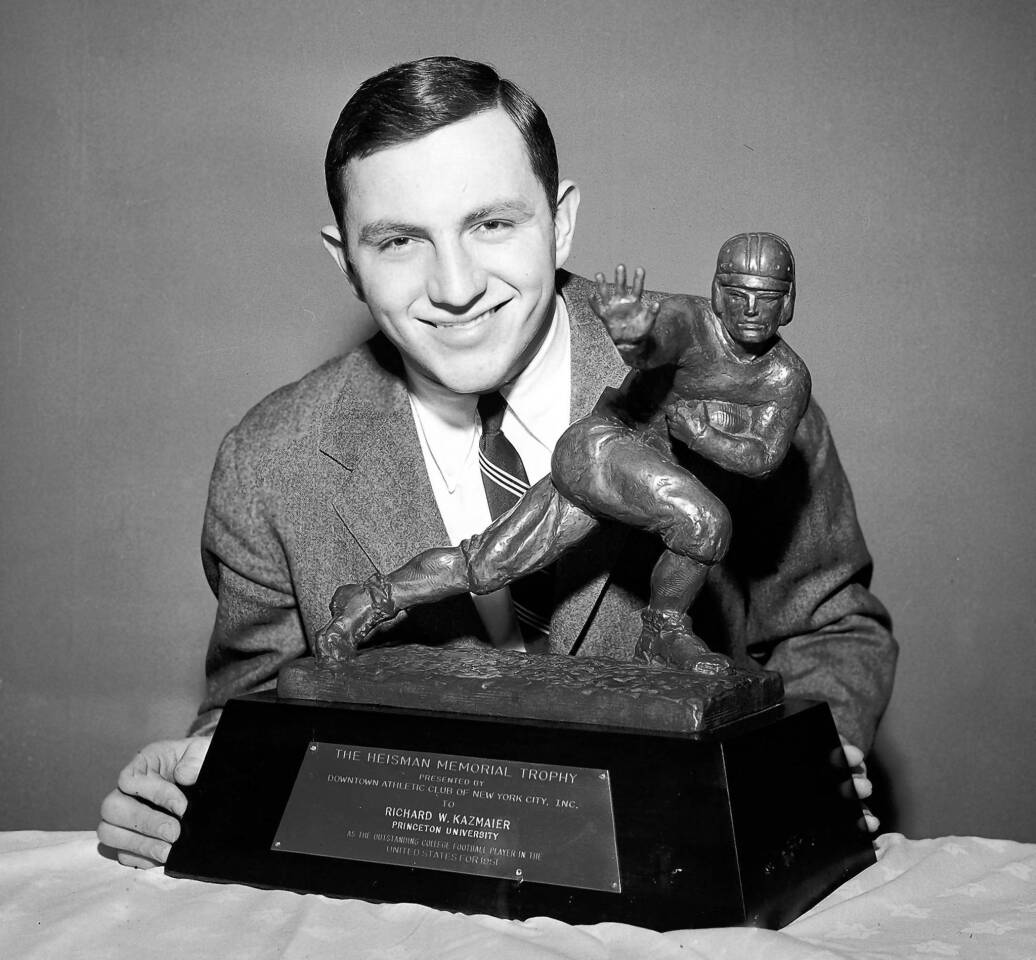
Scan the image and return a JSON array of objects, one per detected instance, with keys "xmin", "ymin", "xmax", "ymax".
[
  {"xmin": 735, "ymin": 400, "xmax": 897, "ymax": 752},
  {"xmin": 188, "ymin": 425, "xmax": 308, "ymax": 735}
]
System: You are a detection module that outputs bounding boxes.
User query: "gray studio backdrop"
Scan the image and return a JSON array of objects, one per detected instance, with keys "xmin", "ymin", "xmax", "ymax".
[{"xmin": 2, "ymin": 0, "xmax": 1034, "ymax": 841}]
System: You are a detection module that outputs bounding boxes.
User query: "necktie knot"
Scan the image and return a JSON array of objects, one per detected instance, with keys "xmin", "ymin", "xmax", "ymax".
[{"xmin": 477, "ymin": 391, "xmax": 508, "ymax": 437}]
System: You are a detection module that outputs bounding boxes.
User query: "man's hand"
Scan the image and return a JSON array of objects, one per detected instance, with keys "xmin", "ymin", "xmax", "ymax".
[
  {"xmin": 590, "ymin": 264, "xmax": 660, "ymax": 349},
  {"xmin": 841, "ymin": 737, "xmax": 880, "ymax": 834},
  {"xmin": 97, "ymin": 736, "xmax": 210, "ymax": 868}
]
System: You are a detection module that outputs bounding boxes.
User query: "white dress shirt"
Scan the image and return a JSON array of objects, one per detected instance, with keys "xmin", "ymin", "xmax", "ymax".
[{"xmin": 404, "ymin": 297, "xmax": 572, "ymax": 649}]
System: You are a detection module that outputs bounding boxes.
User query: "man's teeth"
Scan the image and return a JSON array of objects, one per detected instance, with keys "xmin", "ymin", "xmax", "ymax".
[{"xmin": 429, "ymin": 304, "xmax": 500, "ymax": 328}]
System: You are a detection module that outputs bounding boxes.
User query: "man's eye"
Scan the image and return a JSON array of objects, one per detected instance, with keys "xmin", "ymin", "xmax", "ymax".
[
  {"xmin": 477, "ymin": 220, "xmax": 512, "ymax": 235},
  {"xmin": 379, "ymin": 236, "xmax": 415, "ymax": 252}
]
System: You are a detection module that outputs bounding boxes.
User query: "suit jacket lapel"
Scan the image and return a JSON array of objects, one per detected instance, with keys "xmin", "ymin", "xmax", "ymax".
[
  {"xmin": 319, "ymin": 349, "xmax": 450, "ymax": 575},
  {"xmin": 564, "ymin": 272, "xmax": 630, "ymax": 421},
  {"xmin": 550, "ymin": 272, "xmax": 632, "ymax": 654}
]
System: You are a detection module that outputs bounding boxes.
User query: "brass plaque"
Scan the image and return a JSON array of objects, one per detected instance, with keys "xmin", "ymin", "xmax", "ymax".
[{"xmin": 272, "ymin": 742, "xmax": 621, "ymax": 892}]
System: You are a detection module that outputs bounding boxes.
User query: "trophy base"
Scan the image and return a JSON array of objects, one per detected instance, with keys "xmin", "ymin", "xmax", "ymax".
[
  {"xmin": 277, "ymin": 647, "xmax": 785, "ymax": 733},
  {"xmin": 166, "ymin": 693, "xmax": 873, "ymax": 930}
]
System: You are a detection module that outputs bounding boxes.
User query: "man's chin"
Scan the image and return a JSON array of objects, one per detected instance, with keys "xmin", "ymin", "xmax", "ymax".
[
  {"xmin": 396, "ymin": 345, "xmax": 515, "ymax": 396},
  {"xmin": 425, "ymin": 344, "xmax": 542, "ymax": 395},
  {"xmin": 433, "ymin": 370, "xmax": 513, "ymax": 395}
]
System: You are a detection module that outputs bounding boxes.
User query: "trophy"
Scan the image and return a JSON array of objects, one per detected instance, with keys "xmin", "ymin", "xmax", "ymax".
[{"xmin": 166, "ymin": 235, "xmax": 875, "ymax": 930}]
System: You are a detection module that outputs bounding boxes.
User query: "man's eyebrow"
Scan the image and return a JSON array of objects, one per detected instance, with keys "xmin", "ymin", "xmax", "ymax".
[
  {"xmin": 462, "ymin": 198, "xmax": 536, "ymax": 225},
  {"xmin": 357, "ymin": 219, "xmax": 425, "ymax": 245}
]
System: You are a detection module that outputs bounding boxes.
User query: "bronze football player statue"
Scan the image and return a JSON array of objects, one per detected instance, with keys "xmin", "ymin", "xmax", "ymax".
[{"xmin": 315, "ymin": 233, "xmax": 811, "ymax": 677}]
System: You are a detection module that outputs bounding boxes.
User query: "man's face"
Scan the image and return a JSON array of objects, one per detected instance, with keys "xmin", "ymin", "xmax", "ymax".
[
  {"xmin": 332, "ymin": 108, "xmax": 578, "ymax": 395},
  {"xmin": 714, "ymin": 283, "xmax": 789, "ymax": 348}
]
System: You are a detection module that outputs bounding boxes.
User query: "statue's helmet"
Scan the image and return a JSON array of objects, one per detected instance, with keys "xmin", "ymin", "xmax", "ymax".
[{"xmin": 712, "ymin": 232, "xmax": 795, "ymax": 323}]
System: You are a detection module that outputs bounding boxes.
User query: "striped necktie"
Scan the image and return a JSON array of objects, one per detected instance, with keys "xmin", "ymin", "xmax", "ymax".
[{"xmin": 477, "ymin": 391, "xmax": 553, "ymax": 647}]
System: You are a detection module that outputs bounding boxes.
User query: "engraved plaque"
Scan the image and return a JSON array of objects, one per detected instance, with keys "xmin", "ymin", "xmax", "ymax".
[{"xmin": 271, "ymin": 742, "xmax": 621, "ymax": 892}]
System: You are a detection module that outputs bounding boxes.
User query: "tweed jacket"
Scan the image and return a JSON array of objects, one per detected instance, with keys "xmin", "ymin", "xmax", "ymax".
[{"xmin": 195, "ymin": 272, "xmax": 896, "ymax": 749}]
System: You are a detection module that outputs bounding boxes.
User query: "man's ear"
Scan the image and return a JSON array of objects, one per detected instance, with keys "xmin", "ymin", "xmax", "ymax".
[
  {"xmin": 553, "ymin": 179, "xmax": 580, "ymax": 269},
  {"xmin": 320, "ymin": 225, "xmax": 365, "ymax": 302}
]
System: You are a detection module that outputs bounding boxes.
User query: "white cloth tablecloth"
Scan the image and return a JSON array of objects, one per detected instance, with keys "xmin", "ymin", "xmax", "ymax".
[{"xmin": 1, "ymin": 831, "xmax": 1033, "ymax": 959}]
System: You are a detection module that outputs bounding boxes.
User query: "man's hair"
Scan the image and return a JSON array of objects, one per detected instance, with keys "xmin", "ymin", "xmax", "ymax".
[{"xmin": 325, "ymin": 56, "xmax": 559, "ymax": 230}]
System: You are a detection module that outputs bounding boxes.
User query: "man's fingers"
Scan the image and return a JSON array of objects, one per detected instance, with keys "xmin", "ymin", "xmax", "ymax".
[
  {"xmin": 97, "ymin": 817, "xmax": 173, "ymax": 866},
  {"xmin": 173, "ymin": 737, "xmax": 211, "ymax": 787},
  {"xmin": 100, "ymin": 789, "xmax": 182, "ymax": 843},
  {"xmin": 614, "ymin": 263, "xmax": 627, "ymax": 293},
  {"xmin": 101, "ymin": 738, "xmax": 211, "ymax": 869},
  {"xmin": 852, "ymin": 773, "xmax": 873, "ymax": 800},
  {"xmin": 117, "ymin": 851, "xmax": 164, "ymax": 870},
  {"xmin": 117, "ymin": 763, "xmax": 189, "ymax": 817},
  {"xmin": 594, "ymin": 272, "xmax": 608, "ymax": 301},
  {"xmin": 841, "ymin": 742, "xmax": 865, "ymax": 769}
]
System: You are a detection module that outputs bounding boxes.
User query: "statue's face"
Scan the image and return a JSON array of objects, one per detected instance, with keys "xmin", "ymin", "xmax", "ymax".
[{"xmin": 714, "ymin": 283, "xmax": 788, "ymax": 347}]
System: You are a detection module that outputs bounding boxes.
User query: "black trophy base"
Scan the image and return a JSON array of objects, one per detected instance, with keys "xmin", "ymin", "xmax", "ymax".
[{"xmin": 166, "ymin": 695, "xmax": 874, "ymax": 931}]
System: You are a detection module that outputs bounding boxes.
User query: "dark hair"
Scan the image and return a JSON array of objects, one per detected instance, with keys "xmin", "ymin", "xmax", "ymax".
[{"xmin": 325, "ymin": 57, "xmax": 559, "ymax": 230}]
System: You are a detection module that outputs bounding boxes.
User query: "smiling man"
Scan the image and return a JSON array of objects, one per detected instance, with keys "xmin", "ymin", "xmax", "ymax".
[{"xmin": 97, "ymin": 57, "xmax": 895, "ymax": 868}]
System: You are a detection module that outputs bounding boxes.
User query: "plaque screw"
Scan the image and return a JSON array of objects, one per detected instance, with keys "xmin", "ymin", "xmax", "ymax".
[
  {"xmin": 515, "ymin": 869, "xmax": 523, "ymax": 878},
  {"xmin": 309, "ymin": 744, "xmax": 317, "ymax": 752},
  {"xmin": 611, "ymin": 882, "xmax": 619, "ymax": 890},
  {"xmin": 274, "ymin": 841, "xmax": 281, "ymax": 848},
  {"xmin": 599, "ymin": 773, "xmax": 606, "ymax": 780}
]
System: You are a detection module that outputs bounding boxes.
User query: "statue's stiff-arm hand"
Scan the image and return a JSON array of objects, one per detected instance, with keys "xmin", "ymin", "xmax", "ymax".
[{"xmin": 590, "ymin": 265, "xmax": 660, "ymax": 352}]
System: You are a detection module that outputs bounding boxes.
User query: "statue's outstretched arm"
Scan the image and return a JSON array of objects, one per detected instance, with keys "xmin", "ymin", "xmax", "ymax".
[{"xmin": 590, "ymin": 266, "xmax": 691, "ymax": 369}]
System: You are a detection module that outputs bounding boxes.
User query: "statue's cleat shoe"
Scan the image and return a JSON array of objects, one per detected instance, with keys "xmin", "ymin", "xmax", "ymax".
[
  {"xmin": 314, "ymin": 623, "xmax": 358, "ymax": 662},
  {"xmin": 688, "ymin": 652, "xmax": 735, "ymax": 677},
  {"xmin": 635, "ymin": 608, "xmax": 735, "ymax": 676},
  {"xmin": 316, "ymin": 573, "xmax": 400, "ymax": 662}
]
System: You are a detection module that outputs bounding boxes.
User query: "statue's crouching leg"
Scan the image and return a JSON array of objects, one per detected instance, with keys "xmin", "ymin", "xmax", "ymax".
[
  {"xmin": 551, "ymin": 415, "xmax": 737, "ymax": 676},
  {"xmin": 315, "ymin": 477, "xmax": 597, "ymax": 662},
  {"xmin": 639, "ymin": 482, "xmax": 735, "ymax": 676},
  {"xmin": 463, "ymin": 475, "xmax": 599, "ymax": 593}
]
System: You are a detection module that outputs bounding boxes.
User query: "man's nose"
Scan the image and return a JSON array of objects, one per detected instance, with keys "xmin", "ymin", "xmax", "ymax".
[
  {"xmin": 427, "ymin": 242, "xmax": 487, "ymax": 309},
  {"xmin": 743, "ymin": 292, "xmax": 759, "ymax": 316}
]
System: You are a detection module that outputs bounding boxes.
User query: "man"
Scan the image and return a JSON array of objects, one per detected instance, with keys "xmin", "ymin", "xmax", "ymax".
[
  {"xmin": 98, "ymin": 57, "xmax": 895, "ymax": 868},
  {"xmin": 315, "ymin": 234, "xmax": 812, "ymax": 680}
]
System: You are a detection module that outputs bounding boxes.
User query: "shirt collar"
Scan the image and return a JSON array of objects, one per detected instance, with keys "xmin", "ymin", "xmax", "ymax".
[{"xmin": 500, "ymin": 295, "xmax": 571, "ymax": 444}]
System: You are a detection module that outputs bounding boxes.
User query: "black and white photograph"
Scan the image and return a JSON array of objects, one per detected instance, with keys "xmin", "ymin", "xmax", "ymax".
[{"xmin": 1, "ymin": 1, "xmax": 1034, "ymax": 956}]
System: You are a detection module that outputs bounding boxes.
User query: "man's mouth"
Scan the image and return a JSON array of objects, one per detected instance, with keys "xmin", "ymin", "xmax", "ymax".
[{"xmin": 419, "ymin": 301, "xmax": 507, "ymax": 330}]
